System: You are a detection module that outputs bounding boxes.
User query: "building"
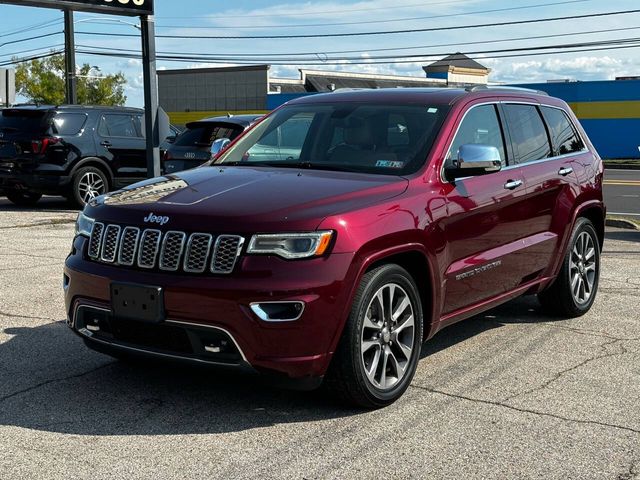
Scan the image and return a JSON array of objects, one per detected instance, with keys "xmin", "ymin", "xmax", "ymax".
[{"xmin": 158, "ymin": 54, "xmax": 490, "ymax": 125}]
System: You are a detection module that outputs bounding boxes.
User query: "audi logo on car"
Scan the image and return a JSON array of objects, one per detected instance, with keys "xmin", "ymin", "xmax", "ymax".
[{"xmin": 184, "ymin": 153, "xmax": 196, "ymax": 159}]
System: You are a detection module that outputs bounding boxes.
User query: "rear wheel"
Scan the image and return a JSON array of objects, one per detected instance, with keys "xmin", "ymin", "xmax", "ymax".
[
  {"xmin": 70, "ymin": 166, "xmax": 109, "ymax": 208},
  {"xmin": 324, "ymin": 264, "xmax": 423, "ymax": 408},
  {"xmin": 5, "ymin": 191, "xmax": 42, "ymax": 207},
  {"xmin": 539, "ymin": 218, "xmax": 600, "ymax": 317}
]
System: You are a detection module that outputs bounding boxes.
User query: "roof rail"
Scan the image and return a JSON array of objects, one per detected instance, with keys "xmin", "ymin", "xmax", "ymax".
[{"xmin": 465, "ymin": 85, "xmax": 549, "ymax": 96}]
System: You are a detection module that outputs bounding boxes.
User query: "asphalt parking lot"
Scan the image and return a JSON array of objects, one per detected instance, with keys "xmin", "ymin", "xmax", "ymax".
[{"xmin": 0, "ymin": 198, "xmax": 638, "ymax": 480}]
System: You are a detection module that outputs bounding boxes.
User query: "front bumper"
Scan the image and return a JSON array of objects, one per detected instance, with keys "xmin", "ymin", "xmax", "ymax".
[{"xmin": 64, "ymin": 235, "xmax": 358, "ymax": 379}]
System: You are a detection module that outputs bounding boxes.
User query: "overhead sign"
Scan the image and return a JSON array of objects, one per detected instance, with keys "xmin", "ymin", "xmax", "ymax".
[{"xmin": 0, "ymin": 0, "xmax": 154, "ymax": 16}]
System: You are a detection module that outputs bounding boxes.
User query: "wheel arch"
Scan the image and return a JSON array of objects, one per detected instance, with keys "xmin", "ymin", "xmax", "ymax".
[
  {"xmin": 69, "ymin": 157, "xmax": 114, "ymax": 189},
  {"xmin": 577, "ymin": 204, "xmax": 605, "ymax": 250}
]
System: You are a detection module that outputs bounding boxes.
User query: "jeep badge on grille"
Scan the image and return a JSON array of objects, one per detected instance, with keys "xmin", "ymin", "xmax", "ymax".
[{"xmin": 144, "ymin": 213, "xmax": 170, "ymax": 226}]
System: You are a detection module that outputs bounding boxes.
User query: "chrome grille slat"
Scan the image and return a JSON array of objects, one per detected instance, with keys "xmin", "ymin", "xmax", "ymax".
[
  {"xmin": 88, "ymin": 222, "xmax": 105, "ymax": 259},
  {"xmin": 88, "ymin": 224, "xmax": 241, "ymax": 275},
  {"xmin": 137, "ymin": 229, "xmax": 162, "ymax": 269},
  {"xmin": 100, "ymin": 225, "xmax": 121, "ymax": 263},
  {"xmin": 184, "ymin": 233, "xmax": 213, "ymax": 273},
  {"xmin": 211, "ymin": 235, "xmax": 244, "ymax": 274},
  {"xmin": 159, "ymin": 231, "xmax": 186, "ymax": 271},
  {"xmin": 118, "ymin": 227, "xmax": 140, "ymax": 266}
]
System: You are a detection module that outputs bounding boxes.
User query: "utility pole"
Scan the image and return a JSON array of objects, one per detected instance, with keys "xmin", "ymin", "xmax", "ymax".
[
  {"xmin": 63, "ymin": 9, "xmax": 77, "ymax": 104},
  {"xmin": 140, "ymin": 14, "xmax": 161, "ymax": 178}
]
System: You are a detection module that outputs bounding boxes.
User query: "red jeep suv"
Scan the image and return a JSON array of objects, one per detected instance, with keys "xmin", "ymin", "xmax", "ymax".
[{"xmin": 64, "ymin": 87, "xmax": 604, "ymax": 408}]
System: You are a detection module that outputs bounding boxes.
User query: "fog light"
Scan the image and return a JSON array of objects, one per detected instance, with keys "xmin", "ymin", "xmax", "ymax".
[{"xmin": 250, "ymin": 302, "xmax": 305, "ymax": 322}]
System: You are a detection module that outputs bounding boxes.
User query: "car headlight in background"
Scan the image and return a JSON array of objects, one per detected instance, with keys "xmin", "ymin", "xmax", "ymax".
[
  {"xmin": 247, "ymin": 231, "xmax": 333, "ymax": 259},
  {"xmin": 75, "ymin": 212, "xmax": 95, "ymax": 238}
]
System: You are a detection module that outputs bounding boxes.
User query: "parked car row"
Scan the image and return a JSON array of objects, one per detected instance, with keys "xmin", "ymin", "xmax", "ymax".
[{"xmin": 0, "ymin": 105, "xmax": 262, "ymax": 207}]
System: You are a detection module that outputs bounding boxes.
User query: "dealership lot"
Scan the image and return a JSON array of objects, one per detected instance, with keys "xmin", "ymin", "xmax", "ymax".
[{"xmin": 0, "ymin": 199, "xmax": 638, "ymax": 480}]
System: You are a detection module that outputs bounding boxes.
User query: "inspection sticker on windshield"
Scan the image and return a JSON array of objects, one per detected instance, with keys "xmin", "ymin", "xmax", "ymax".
[
  {"xmin": 376, "ymin": 160, "xmax": 405, "ymax": 169},
  {"xmin": 427, "ymin": 107, "xmax": 439, "ymax": 114}
]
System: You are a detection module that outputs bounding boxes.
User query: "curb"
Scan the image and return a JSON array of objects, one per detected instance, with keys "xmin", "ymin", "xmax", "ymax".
[{"xmin": 606, "ymin": 218, "xmax": 640, "ymax": 230}]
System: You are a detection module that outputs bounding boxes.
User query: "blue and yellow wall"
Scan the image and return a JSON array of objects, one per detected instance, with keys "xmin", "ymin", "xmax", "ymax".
[{"xmin": 515, "ymin": 80, "xmax": 640, "ymax": 159}]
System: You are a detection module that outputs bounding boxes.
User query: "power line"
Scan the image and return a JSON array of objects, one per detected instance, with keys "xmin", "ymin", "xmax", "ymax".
[
  {"xmin": 69, "ymin": 36, "xmax": 640, "ymax": 65},
  {"xmin": 0, "ymin": 31, "xmax": 62, "ymax": 49},
  {"xmin": 0, "ymin": 18, "xmax": 60, "ymax": 37},
  {"xmin": 75, "ymin": 8, "xmax": 640, "ymax": 40},
  {"xmin": 76, "ymin": 26, "xmax": 640, "ymax": 59},
  {"xmin": 154, "ymin": 0, "xmax": 595, "ymax": 30}
]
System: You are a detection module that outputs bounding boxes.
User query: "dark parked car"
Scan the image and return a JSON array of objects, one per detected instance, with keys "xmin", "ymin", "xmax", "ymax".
[
  {"xmin": 163, "ymin": 114, "xmax": 262, "ymax": 174},
  {"xmin": 0, "ymin": 105, "xmax": 180, "ymax": 207},
  {"xmin": 64, "ymin": 87, "xmax": 605, "ymax": 408}
]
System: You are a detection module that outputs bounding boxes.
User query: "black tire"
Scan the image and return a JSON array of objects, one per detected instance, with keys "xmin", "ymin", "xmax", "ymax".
[
  {"xmin": 539, "ymin": 218, "xmax": 601, "ymax": 318},
  {"xmin": 324, "ymin": 264, "xmax": 423, "ymax": 408},
  {"xmin": 5, "ymin": 191, "xmax": 42, "ymax": 207},
  {"xmin": 70, "ymin": 166, "xmax": 109, "ymax": 208}
]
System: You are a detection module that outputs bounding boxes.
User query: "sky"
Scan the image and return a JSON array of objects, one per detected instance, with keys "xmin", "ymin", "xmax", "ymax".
[{"xmin": 1, "ymin": 0, "xmax": 639, "ymax": 106}]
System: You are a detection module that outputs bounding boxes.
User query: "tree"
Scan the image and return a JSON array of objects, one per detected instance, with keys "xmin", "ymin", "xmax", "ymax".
[{"xmin": 15, "ymin": 53, "xmax": 127, "ymax": 106}]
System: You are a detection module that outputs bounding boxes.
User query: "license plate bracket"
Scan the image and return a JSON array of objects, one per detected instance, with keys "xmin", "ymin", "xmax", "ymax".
[{"xmin": 110, "ymin": 283, "xmax": 165, "ymax": 323}]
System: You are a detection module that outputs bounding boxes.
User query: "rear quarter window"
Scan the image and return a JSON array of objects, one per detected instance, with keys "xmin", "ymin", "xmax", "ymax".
[{"xmin": 52, "ymin": 113, "xmax": 87, "ymax": 136}]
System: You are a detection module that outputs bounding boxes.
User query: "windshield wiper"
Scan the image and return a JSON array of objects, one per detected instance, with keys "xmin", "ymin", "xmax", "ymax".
[{"xmin": 220, "ymin": 160, "xmax": 359, "ymax": 173}]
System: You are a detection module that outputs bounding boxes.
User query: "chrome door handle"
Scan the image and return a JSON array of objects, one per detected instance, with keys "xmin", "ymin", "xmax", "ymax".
[
  {"xmin": 504, "ymin": 179, "xmax": 523, "ymax": 190},
  {"xmin": 100, "ymin": 140, "xmax": 112, "ymax": 147},
  {"xmin": 558, "ymin": 167, "xmax": 574, "ymax": 176}
]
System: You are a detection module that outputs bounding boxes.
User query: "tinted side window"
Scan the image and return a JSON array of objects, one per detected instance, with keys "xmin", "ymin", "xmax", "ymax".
[
  {"xmin": 51, "ymin": 113, "xmax": 87, "ymax": 136},
  {"xmin": 447, "ymin": 104, "xmax": 506, "ymax": 165},
  {"xmin": 541, "ymin": 106, "xmax": 584, "ymax": 155},
  {"xmin": 504, "ymin": 104, "xmax": 552, "ymax": 164},
  {"xmin": 99, "ymin": 114, "xmax": 138, "ymax": 138}
]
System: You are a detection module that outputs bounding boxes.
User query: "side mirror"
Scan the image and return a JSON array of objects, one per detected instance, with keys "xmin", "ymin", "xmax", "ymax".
[
  {"xmin": 445, "ymin": 144, "xmax": 502, "ymax": 181},
  {"xmin": 210, "ymin": 138, "xmax": 231, "ymax": 158}
]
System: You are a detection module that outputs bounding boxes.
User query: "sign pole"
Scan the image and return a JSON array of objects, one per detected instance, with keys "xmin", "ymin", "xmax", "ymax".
[
  {"xmin": 140, "ymin": 14, "xmax": 161, "ymax": 178},
  {"xmin": 63, "ymin": 9, "xmax": 77, "ymax": 104}
]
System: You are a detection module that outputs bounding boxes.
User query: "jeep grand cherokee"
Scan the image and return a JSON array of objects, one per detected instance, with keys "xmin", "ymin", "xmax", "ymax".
[{"xmin": 64, "ymin": 87, "xmax": 604, "ymax": 408}]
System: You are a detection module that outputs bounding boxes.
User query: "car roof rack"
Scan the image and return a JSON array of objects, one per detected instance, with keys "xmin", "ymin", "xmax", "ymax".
[{"xmin": 465, "ymin": 85, "xmax": 549, "ymax": 96}]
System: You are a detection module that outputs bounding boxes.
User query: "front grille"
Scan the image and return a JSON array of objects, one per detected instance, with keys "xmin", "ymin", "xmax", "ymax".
[
  {"xmin": 87, "ymin": 223, "xmax": 243, "ymax": 275},
  {"xmin": 212, "ymin": 236, "xmax": 244, "ymax": 274}
]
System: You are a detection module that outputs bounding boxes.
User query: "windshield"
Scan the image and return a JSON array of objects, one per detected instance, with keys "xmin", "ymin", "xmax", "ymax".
[{"xmin": 214, "ymin": 102, "xmax": 448, "ymax": 175}]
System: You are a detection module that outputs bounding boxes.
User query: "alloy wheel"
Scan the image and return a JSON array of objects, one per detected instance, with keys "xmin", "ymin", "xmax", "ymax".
[
  {"xmin": 360, "ymin": 283, "xmax": 415, "ymax": 390},
  {"xmin": 570, "ymin": 231, "xmax": 597, "ymax": 305},
  {"xmin": 78, "ymin": 171, "xmax": 106, "ymax": 204}
]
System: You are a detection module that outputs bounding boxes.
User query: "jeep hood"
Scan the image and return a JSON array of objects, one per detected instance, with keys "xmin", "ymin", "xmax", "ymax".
[{"xmin": 87, "ymin": 166, "xmax": 408, "ymax": 232}]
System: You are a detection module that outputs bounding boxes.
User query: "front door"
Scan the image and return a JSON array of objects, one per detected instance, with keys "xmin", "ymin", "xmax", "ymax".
[
  {"xmin": 96, "ymin": 113, "xmax": 146, "ymax": 188},
  {"xmin": 440, "ymin": 102, "xmax": 530, "ymax": 314}
]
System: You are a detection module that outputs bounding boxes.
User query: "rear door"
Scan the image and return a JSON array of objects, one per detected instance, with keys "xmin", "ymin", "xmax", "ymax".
[
  {"xmin": 502, "ymin": 102, "xmax": 582, "ymax": 276},
  {"xmin": 95, "ymin": 112, "xmax": 146, "ymax": 187},
  {"xmin": 441, "ymin": 102, "xmax": 529, "ymax": 314}
]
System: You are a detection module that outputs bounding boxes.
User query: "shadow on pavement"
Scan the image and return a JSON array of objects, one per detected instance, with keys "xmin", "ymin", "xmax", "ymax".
[
  {"xmin": 605, "ymin": 229, "xmax": 640, "ymax": 243},
  {"xmin": 0, "ymin": 296, "xmax": 558, "ymax": 436},
  {"xmin": 0, "ymin": 196, "xmax": 77, "ymax": 213}
]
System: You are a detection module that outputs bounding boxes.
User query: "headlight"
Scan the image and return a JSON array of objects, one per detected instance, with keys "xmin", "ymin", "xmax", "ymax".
[
  {"xmin": 247, "ymin": 231, "xmax": 333, "ymax": 259},
  {"xmin": 75, "ymin": 212, "xmax": 95, "ymax": 238}
]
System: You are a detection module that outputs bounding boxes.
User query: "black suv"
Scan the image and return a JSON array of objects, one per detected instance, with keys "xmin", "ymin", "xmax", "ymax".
[{"xmin": 0, "ymin": 105, "xmax": 179, "ymax": 207}]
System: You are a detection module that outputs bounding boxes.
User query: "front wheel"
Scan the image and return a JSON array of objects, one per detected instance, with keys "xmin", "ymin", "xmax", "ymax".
[
  {"xmin": 5, "ymin": 191, "xmax": 42, "ymax": 207},
  {"xmin": 539, "ymin": 218, "xmax": 601, "ymax": 317},
  {"xmin": 324, "ymin": 264, "xmax": 423, "ymax": 408}
]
